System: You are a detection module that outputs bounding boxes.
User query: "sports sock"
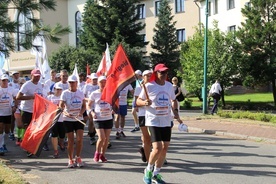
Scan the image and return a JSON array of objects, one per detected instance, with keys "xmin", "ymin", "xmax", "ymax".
[{"xmin": 153, "ymin": 167, "xmax": 161, "ymax": 176}]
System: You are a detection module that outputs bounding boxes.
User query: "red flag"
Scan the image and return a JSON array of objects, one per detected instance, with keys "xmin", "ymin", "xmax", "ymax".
[
  {"xmin": 86, "ymin": 64, "xmax": 92, "ymax": 84},
  {"xmin": 101, "ymin": 44, "xmax": 135, "ymax": 111},
  {"xmin": 21, "ymin": 94, "xmax": 62, "ymax": 157}
]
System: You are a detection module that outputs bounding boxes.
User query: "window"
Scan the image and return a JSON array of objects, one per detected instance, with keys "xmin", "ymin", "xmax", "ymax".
[
  {"xmin": 228, "ymin": 0, "xmax": 235, "ymax": 10},
  {"xmin": 177, "ymin": 29, "xmax": 186, "ymax": 42},
  {"xmin": 155, "ymin": 1, "xmax": 160, "ymax": 16},
  {"xmin": 229, "ymin": 25, "xmax": 236, "ymax": 32},
  {"xmin": 141, "ymin": 34, "xmax": 146, "ymax": 42},
  {"xmin": 208, "ymin": 2, "xmax": 211, "ymax": 16},
  {"xmin": 75, "ymin": 11, "xmax": 82, "ymax": 46},
  {"xmin": 245, "ymin": 2, "xmax": 251, "ymax": 9},
  {"xmin": 214, "ymin": 0, "xmax": 218, "ymax": 14},
  {"xmin": 175, "ymin": 0, "xmax": 185, "ymax": 13},
  {"xmin": 16, "ymin": 10, "xmax": 33, "ymax": 51},
  {"xmin": 137, "ymin": 4, "xmax": 145, "ymax": 19}
]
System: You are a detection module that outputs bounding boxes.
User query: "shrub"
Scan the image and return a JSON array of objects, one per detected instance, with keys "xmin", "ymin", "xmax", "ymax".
[{"xmin": 184, "ymin": 99, "xmax": 192, "ymax": 109}]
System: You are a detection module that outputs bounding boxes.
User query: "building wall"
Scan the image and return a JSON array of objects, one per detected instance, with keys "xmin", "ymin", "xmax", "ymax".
[
  {"xmin": 141, "ymin": 0, "xmax": 199, "ymax": 56},
  {"xmin": 199, "ymin": 0, "xmax": 250, "ymax": 32}
]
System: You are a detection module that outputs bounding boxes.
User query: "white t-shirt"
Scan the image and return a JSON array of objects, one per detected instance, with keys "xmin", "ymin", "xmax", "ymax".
[
  {"xmin": 47, "ymin": 94, "xmax": 63, "ymax": 122},
  {"xmin": 209, "ymin": 82, "xmax": 222, "ymax": 94},
  {"xmin": 9, "ymin": 82, "xmax": 20, "ymax": 90},
  {"xmin": 60, "ymin": 89, "xmax": 84, "ymax": 122},
  {"xmin": 89, "ymin": 89, "xmax": 112, "ymax": 121},
  {"xmin": 78, "ymin": 81, "xmax": 86, "ymax": 91},
  {"xmin": 45, "ymin": 79, "xmax": 55, "ymax": 92},
  {"xmin": 19, "ymin": 81, "xmax": 44, "ymax": 113},
  {"xmin": 134, "ymin": 86, "xmax": 146, "ymax": 117},
  {"xmin": 139, "ymin": 81, "xmax": 175, "ymax": 127},
  {"xmin": 0, "ymin": 86, "xmax": 17, "ymax": 116},
  {"xmin": 53, "ymin": 81, "xmax": 69, "ymax": 92},
  {"xmin": 83, "ymin": 84, "xmax": 99, "ymax": 98},
  {"xmin": 119, "ymin": 84, "xmax": 133, "ymax": 105}
]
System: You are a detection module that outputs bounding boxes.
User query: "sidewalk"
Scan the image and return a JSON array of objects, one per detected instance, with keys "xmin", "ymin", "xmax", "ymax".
[{"xmin": 178, "ymin": 110, "xmax": 276, "ymax": 144}]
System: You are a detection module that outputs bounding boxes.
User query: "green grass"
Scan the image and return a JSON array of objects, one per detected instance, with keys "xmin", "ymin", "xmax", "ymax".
[{"xmin": 0, "ymin": 161, "xmax": 26, "ymax": 184}]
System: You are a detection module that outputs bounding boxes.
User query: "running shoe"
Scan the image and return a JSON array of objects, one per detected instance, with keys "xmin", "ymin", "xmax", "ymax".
[
  {"xmin": 99, "ymin": 154, "xmax": 107, "ymax": 163},
  {"xmin": 75, "ymin": 156, "xmax": 84, "ymax": 167},
  {"xmin": 93, "ymin": 152, "xmax": 100, "ymax": 162},
  {"xmin": 0, "ymin": 147, "xmax": 5, "ymax": 156},
  {"xmin": 16, "ymin": 138, "xmax": 22, "ymax": 146},
  {"xmin": 131, "ymin": 127, "xmax": 140, "ymax": 132},
  {"xmin": 115, "ymin": 132, "xmax": 121, "ymax": 139},
  {"xmin": 163, "ymin": 159, "xmax": 168, "ymax": 165},
  {"xmin": 53, "ymin": 151, "xmax": 59, "ymax": 158},
  {"xmin": 107, "ymin": 142, "xmax": 112, "ymax": 149},
  {"xmin": 120, "ymin": 131, "xmax": 126, "ymax": 137},
  {"xmin": 58, "ymin": 142, "xmax": 66, "ymax": 151},
  {"xmin": 43, "ymin": 144, "xmax": 49, "ymax": 151},
  {"xmin": 90, "ymin": 137, "xmax": 97, "ymax": 145},
  {"xmin": 26, "ymin": 152, "xmax": 33, "ymax": 157},
  {"xmin": 9, "ymin": 133, "xmax": 15, "ymax": 141},
  {"xmin": 2, "ymin": 145, "xmax": 8, "ymax": 153},
  {"xmin": 67, "ymin": 160, "xmax": 75, "ymax": 168},
  {"xmin": 152, "ymin": 174, "xmax": 165, "ymax": 184},
  {"xmin": 143, "ymin": 168, "xmax": 153, "ymax": 184},
  {"xmin": 139, "ymin": 147, "xmax": 147, "ymax": 162}
]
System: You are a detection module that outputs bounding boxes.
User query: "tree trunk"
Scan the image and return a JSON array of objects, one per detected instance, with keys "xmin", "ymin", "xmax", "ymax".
[{"xmin": 272, "ymin": 79, "xmax": 276, "ymax": 107}]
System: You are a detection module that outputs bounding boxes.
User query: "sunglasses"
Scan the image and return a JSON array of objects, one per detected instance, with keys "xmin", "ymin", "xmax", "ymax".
[{"xmin": 157, "ymin": 70, "xmax": 168, "ymax": 74}]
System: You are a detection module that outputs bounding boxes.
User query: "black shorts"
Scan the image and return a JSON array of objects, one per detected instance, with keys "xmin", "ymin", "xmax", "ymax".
[
  {"xmin": 63, "ymin": 121, "xmax": 84, "ymax": 133},
  {"xmin": 21, "ymin": 111, "xmax": 33, "ymax": 127},
  {"xmin": 51, "ymin": 121, "xmax": 66, "ymax": 138},
  {"xmin": 0, "ymin": 115, "xmax": 12, "ymax": 124},
  {"xmin": 94, "ymin": 119, "xmax": 113, "ymax": 129},
  {"xmin": 139, "ymin": 116, "xmax": 145, "ymax": 127},
  {"xmin": 148, "ymin": 126, "xmax": 172, "ymax": 142},
  {"xmin": 83, "ymin": 111, "xmax": 88, "ymax": 118}
]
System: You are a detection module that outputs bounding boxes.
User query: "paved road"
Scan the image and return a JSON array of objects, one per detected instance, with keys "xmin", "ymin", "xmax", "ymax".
[{"xmin": 2, "ymin": 111, "xmax": 276, "ymax": 184}]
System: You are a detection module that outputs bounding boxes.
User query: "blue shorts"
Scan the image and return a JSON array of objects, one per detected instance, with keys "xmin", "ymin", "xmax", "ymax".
[{"xmin": 118, "ymin": 105, "xmax": 127, "ymax": 116}]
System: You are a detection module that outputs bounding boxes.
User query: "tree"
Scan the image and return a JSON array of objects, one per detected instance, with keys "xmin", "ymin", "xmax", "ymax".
[
  {"xmin": 236, "ymin": 0, "xmax": 276, "ymax": 106},
  {"xmin": 150, "ymin": 0, "xmax": 180, "ymax": 79},
  {"xmin": 81, "ymin": 0, "xmax": 145, "ymax": 54},
  {"xmin": 179, "ymin": 23, "xmax": 242, "ymax": 104},
  {"xmin": 0, "ymin": 0, "xmax": 70, "ymax": 56},
  {"xmin": 49, "ymin": 45, "xmax": 100, "ymax": 74}
]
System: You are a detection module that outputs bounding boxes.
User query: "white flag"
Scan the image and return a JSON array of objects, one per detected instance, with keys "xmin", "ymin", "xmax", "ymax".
[
  {"xmin": 96, "ymin": 43, "xmax": 111, "ymax": 76},
  {"xmin": 42, "ymin": 58, "xmax": 51, "ymax": 81},
  {"xmin": 72, "ymin": 63, "xmax": 80, "ymax": 84}
]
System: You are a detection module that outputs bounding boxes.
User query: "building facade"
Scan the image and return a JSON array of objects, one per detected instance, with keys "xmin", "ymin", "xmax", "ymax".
[{"xmin": 5, "ymin": 0, "xmax": 199, "ymax": 74}]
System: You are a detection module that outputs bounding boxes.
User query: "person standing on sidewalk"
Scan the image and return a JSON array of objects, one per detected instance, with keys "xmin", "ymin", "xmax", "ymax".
[
  {"xmin": 208, "ymin": 79, "xmax": 222, "ymax": 115},
  {"xmin": 87, "ymin": 76, "xmax": 113, "ymax": 163},
  {"xmin": 59, "ymin": 75, "xmax": 86, "ymax": 168},
  {"xmin": 137, "ymin": 64, "xmax": 183, "ymax": 184}
]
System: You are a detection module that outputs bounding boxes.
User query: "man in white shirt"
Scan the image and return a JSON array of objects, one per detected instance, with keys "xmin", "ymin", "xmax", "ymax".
[{"xmin": 209, "ymin": 79, "xmax": 222, "ymax": 115}]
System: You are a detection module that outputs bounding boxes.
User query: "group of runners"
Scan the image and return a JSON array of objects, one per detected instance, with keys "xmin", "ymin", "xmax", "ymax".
[{"xmin": 0, "ymin": 63, "xmax": 184, "ymax": 184}]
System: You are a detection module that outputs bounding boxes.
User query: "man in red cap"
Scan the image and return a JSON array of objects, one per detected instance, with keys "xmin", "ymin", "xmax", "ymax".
[
  {"xmin": 137, "ymin": 63, "xmax": 183, "ymax": 184},
  {"xmin": 16, "ymin": 69, "xmax": 44, "ymax": 155}
]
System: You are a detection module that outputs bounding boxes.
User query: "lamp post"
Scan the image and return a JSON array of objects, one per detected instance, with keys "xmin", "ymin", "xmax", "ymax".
[{"xmin": 203, "ymin": 0, "xmax": 209, "ymax": 114}]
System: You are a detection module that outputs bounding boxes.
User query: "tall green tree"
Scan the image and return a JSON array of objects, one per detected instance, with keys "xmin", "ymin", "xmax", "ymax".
[
  {"xmin": 81, "ymin": 0, "xmax": 145, "ymax": 54},
  {"xmin": 49, "ymin": 45, "xmax": 100, "ymax": 74},
  {"xmin": 0, "ymin": 0, "xmax": 70, "ymax": 56},
  {"xmin": 150, "ymin": 0, "xmax": 180, "ymax": 79},
  {"xmin": 180, "ymin": 23, "xmax": 241, "ymax": 103},
  {"xmin": 236, "ymin": 0, "xmax": 276, "ymax": 106}
]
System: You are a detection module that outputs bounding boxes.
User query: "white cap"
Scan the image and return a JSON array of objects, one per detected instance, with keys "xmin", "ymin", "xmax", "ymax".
[
  {"xmin": 12, "ymin": 71, "xmax": 19, "ymax": 75},
  {"xmin": 55, "ymin": 73, "xmax": 61, "ymax": 78},
  {"xmin": 90, "ymin": 73, "xmax": 98, "ymax": 79},
  {"xmin": 98, "ymin": 76, "xmax": 106, "ymax": 82},
  {"xmin": 54, "ymin": 83, "xmax": 63, "ymax": 90},
  {"xmin": 178, "ymin": 123, "xmax": 188, "ymax": 132},
  {"xmin": 1, "ymin": 74, "xmax": 9, "ymax": 80},
  {"xmin": 68, "ymin": 75, "xmax": 78, "ymax": 82},
  {"xmin": 142, "ymin": 70, "xmax": 152, "ymax": 76},
  {"xmin": 135, "ymin": 70, "xmax": 142, "ymax": 75}
]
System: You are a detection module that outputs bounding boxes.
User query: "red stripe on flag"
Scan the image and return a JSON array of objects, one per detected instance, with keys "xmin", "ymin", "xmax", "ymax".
[{"xmin": 101, "ymin": 44, "xmax": 135, "ymax": 111}]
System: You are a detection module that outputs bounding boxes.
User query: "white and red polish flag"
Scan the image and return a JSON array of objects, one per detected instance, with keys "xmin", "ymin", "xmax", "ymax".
[{"xmin": 96, "ymin": 43, "xmax": 111, "ymax": 76}]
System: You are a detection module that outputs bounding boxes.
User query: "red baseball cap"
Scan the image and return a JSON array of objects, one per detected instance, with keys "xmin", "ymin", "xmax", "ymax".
[
  {"xmin": 154, "ymin": 63, "xmax": 168, "ymax": 72},
  {"xmin": 31, "ymin": 69, "xmax": 41, "ymax": 76}
]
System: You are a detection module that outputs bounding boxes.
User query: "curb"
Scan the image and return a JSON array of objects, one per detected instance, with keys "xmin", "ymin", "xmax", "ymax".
[{"xmin": 187, "ymin": 127, "xmax": 276, "ymax": 144}]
